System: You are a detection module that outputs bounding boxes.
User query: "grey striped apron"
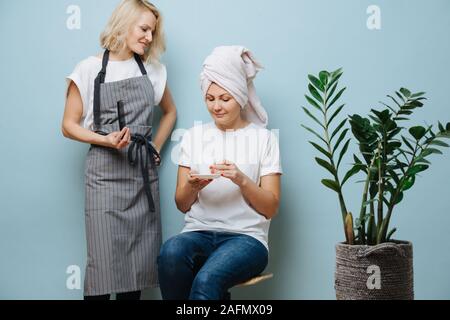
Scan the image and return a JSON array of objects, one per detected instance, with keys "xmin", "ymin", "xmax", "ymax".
[{"xmin": 84, "ymin": 50, "xmax": 161, "ymax": 296}]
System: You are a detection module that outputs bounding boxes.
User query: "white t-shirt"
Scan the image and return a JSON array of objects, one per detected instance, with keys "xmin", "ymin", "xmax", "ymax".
[
  {"xmin": 178, "ymin": 122, "xmax": 283, "ymax": 250},
  {"xmin": 66, "ymin": 56, "xmax": 167, "ymax": 130}
]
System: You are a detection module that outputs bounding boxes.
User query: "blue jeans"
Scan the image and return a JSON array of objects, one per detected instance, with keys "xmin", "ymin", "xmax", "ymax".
[{"xmin": 157, "ymin": 231, "xmax": 268, "ymax": 300}]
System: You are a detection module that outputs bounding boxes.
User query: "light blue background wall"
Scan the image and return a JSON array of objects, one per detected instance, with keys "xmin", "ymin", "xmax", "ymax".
[{"xmin": 0, "ymin": 0, "xmax": 449, "ymax": 299}]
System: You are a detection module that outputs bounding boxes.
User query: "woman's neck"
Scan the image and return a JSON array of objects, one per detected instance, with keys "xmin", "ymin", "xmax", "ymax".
[
  {"xmin": 215, "ymin": 117, "xmax": 250, "ymax": 132},
  {"xmin": 109, "ymin": 49, "xmax": 134, "ymax": 61}
]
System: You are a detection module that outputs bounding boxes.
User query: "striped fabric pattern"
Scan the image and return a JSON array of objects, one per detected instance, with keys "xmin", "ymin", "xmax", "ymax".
[{"xmin": 84, "ymin": 75, "xmax": 161, "ymax": 296}]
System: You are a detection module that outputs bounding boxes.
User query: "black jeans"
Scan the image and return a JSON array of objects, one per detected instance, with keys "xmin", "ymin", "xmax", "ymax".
[{"xmin": 84, "ymin": 290, "xmax": 141, "ymax": 300}]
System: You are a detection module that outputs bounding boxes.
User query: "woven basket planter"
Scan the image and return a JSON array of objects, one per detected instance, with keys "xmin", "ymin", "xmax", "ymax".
[{"xmin": 335, "ymin": 240, "xmax": 414, "ymax": 300}]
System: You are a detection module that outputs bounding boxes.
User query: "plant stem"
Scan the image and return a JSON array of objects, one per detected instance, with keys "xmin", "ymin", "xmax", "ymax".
[
  {"xmin": 377, "ymin": 138, "xmax": 386, "ymax": 235},
  {"xmin": 369, "ymin": 200, "xmax": 376, "ymax": 244},
  {"xmin": 378, "ymin": 136, "xmax": 423, "ymax": 242},
  {"xmin": 358, "ymin": 153, "xmax": 377, "ymax": 244}
]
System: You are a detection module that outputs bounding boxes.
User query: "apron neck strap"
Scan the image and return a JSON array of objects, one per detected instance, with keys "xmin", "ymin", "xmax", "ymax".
[
  {"xmin": 97, "ymin": 49, "xmax": 110, "ymax": 84},
  {"xmin": 134, "ymin": 53, "xmax": 147, "ymax": 76},
  {"xmin": 93, "ymin": 49, "xmax": 147, "ymax": 128},
  {"xmin": 93, "ymin": 50, "xmax": 109, "ymax": 127},
  {"xmin": 100, "ymin": 50, "xmax": 147, "ymax": 82},
  {"xmin": 100, "ymin": 49, "xmax": 147, "ymax": 83}
]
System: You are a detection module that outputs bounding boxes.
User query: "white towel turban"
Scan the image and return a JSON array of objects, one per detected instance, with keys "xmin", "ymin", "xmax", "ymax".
[{"xmin": 200, "ymin": 46, "xmax": 268, "ymax": 128}]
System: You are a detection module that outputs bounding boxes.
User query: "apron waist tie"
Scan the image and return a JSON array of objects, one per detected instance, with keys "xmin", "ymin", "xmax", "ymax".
[{"xmin": 127, "ymin": 134, "xmax": 160, "ymax": 212}]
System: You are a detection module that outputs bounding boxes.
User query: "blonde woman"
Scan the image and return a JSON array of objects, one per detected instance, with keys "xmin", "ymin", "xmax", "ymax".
[
  {"xmin": 62, "ymin": 0, "xmax": 177, "ymax": 300},
  {"xmin": 158, "ymin": 46, "xmax": 281, "ymax": 300}
]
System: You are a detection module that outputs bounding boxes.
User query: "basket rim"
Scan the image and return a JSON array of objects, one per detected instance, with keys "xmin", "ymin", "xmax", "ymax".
[{"xmin": 335, "ymin": 239, "xmax": 413, "ymax": 249}]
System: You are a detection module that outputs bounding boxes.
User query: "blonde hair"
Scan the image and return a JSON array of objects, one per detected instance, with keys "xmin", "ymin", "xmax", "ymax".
[{"xmin": 100, "ymin": 0, "xmax": 166, "ymax": 63}]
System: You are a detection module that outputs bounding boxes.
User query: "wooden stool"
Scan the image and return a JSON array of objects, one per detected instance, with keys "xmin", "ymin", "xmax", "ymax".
[
  {"xmin": 224, "ymin": 273, "xmax": 273, "ymax": 299},
  {"xmin": 235, "ymin": 273, "xmax": 274, "ymax": 287}
]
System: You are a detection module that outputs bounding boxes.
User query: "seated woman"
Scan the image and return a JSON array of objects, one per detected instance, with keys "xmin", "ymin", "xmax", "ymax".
[{"xmin": 158, "ymin": 46, "xmax": 282, "ymax": 300}]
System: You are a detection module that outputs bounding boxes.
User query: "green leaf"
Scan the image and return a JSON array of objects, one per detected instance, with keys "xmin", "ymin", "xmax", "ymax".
[
  {"xmin": 438, "ymin": 122, "xmax": 445, "ymax": 132},
  {"xmin": 394, "ymin": 191, "xmax": 404, "ymax": 205},
  {"xmin": 328, "ymin": 104, "xmax": 345, "ymax": 127},
  {"xmin": 388, "ymin": 127, "xmax": 402, "ymax": 139},
  {"xmin": 301, "ymin": 124, "xmax": 327, "ymax": 145},
  {"xmin": 407, "ymin": 164, "xmax": 429, "ymax": 175},
  {"xmin": 337, "ymin": 139, "xmax": 351, "ymax": 169},
  {"xmin": 309, "ymin": 141, "xmax": 332, "ymax": 160},
  {"xmin": 402, "ymin": 104, "xmax": 418, "ymax": 110},
  {"xmin": 321, "ymin": 179, "xmax": 340, "ymax": 193},
  {"xmin": 422, "ymin": 148, "xmax": 444, "ymax": 156},
  {"xmin": 342, "ymin": 164, "xmax": 360, "ymax": 186},
  {"xmin": 386, "ymin": 228, "xmax": 397, "ymax": 241},
  {"xmin": 333, "ymin": 128, "xmax": 349, "ymax": 155},
  {"xmin": 399, "ymin": 88, "xmax": 411, "ymax": 98},
  {"xmin": 308, "ymin": 84, "xmax": 323, "ymax": 104},
  {"xmin": 331, "ymin": 119, "xmax": 348, "ymax": 142},
  {"xmin": 395, "ymin": 157, "xmax": 407, "ymax": 175},
  {"xmin": 395, "ymin": 91, "xmax": 406, "ymax": 103},
  {"xmin": 438, "ymin": 131, "xmax": 450, "ymax": 139},
  {"xmin": 387, "ymin": 168, "xmax": 400, "ymax": 185},
  {"xmin": 386, "ymin": 141, "xmax": 402, "ymax": 154},
  {"xmin": 402, "ymin": 175, "xmax": 415, "ymax": 191},
  {"xmin": 408, "ymin": 100, "xmax": 424, "ymax": 107},
  {"xmin": 330, "ymin": 67, "xmax": 343, "ymax": 77},
  {"xmin": 401, "ymin": 135, "xmax": 415, "ymax": 152},
  {"xmin": 380, "ymin": 101, "xmax": 396, "ymax": 113},
  {"xmin": 415, "ymin": 158, "xmax": 431, "ymax": 164},
  {"xmin": 305, "ymin": 95, "xmax": 323, "ymax": 112},
  {"xmin": 353, "ymin": 155, "xmax": 363, "ymax": 164},
  {"xmin": 430, "ymin": 140, "xmax": 450, "ymax": 148},
  {"xmin": 409, "ymin": 126, "xmax": 426, "ymax": 140},
  {"xmin": 328, "ymin": 69, "xmax": 343, "ymax": 88},
  {"xmin": 302, "ymin": 107, "xmax": 325, "ymax": 129},
  {"xmin": 308, "ymin": 75, "xmax": 324, "ymax": 92},
  {"xmin": 387, "ymin": 95, "xmax": 402, "ymax": 108},
  {"xmin": 319, "ymin": 71, "xmax": 329, "ymax": 86},
  {"xmin": 327, "ymin": 82, "xmax": 338, "ymax": 102},
  {"xmin": 410, "ymin": 92, "xmax": 425, "ymax": 98},
  {"xmin": 371, "ymin": 109, "xmax": 391, "ymax": 124},
  {"xmin": 315, "ymin": 157, "xmax": 336, "ymax": 176},
  {"xmin": 328, "ymin": 87, "xmax": 346, "ymax": 110}
]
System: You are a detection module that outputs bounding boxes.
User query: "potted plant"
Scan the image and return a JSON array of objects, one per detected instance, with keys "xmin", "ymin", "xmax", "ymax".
[{"xmin": 301, "ymin": 68, "xmax": 450, "ymax": 300}]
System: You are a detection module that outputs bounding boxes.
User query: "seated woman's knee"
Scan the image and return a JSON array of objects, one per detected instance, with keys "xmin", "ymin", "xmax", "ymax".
[{"xmin": 158, "ymin": 235, "xmax": 187, "ymax": 266}]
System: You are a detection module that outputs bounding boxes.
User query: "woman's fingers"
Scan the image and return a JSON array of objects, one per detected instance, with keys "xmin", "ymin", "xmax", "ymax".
[
  {"xmin": 210, "ymin": 162, "xmax": 234, "ymax": 172},
  {"xmin": 104, "ymin": 128, "xmax": 132, "ymax": 149},
  {"xmin": 119, "ymin": 127, "xmax": 128, "ymax": 138},
  {"xmin": 187, "ymin": 173, "xmax": 200, "ymax": 184},
  {"xmin": 187, "ymin": 171, "xmax": 213, "ymax": 190},
  {"xmin": 124, "ymin": 128, "xmax": 131, "ymax": 143},
  {"xmin": 116, "ymin": 128, "xmax": 130, "ymax": 149},
  {"xmin": 113, "ymin": 128, "xmax": 126, "ymax": 143},
  {"xmin": 154, "ymin": 153, "xmax": 161, "ymax": 166}
]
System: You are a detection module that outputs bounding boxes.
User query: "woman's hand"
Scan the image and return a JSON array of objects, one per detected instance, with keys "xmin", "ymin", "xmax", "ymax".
[
  {"xmin": 187, "ymin": 170, "xmax": 213, "ymax": 191},
  {"xmin": 104, "ymin": 127, "xmax": 131, "ymax": 150},
  {"xmin": 210, "ymin": 161, "xmax": 248, "ymax": 187},
  {"xmin": 150, "ymin": 141, "xmax": 162, "ymax": 166}
]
